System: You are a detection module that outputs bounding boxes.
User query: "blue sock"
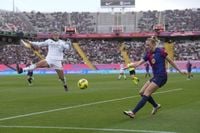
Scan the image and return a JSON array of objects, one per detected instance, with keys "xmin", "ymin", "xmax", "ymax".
[
  {"xmin": 141, "ymin": 95, "xmax": 158, "ymax": 108},
  {"xmin": 148, "ymin": 96, "xmax": 158, "ymax": 108},
  {"xmin": 132, "ymin": 95, "xmax": 149, "ymax": 114}
]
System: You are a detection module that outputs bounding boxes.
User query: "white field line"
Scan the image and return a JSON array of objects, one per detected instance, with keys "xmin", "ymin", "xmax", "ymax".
[
  {"xmin": 0, "ymin": 125, "xmax": 177, "ymax": 133},
  {"xmin": 0, "ymin": 88, "xmax": 183, "ymax": 122}
]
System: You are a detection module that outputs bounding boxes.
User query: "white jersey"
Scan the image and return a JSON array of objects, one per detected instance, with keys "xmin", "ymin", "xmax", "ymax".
[
  {"xmin": 31, "ymin": 39, "xmax": 70, "ymax": 61},
  {"xmin": 120, "ymin": 64, "xmax": 125, "ymax": 73}
]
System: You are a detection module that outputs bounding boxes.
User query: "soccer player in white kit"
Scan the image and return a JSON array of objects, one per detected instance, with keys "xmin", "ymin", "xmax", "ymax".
[
  {"xmin": 118, "ymin": 63, "xmax": 126, "ymax": 80},
  {"xmin": 17, "ymin": 32, "xmax": 71, "ymax": 91}
]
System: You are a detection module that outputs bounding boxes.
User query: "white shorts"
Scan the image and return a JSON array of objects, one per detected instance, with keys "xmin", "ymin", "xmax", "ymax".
[
  {"xmin": 120, "ymin": 70, "xmax": 125, "ymax": 74},
  {"xmin": 46, "ymin": 58, "xmax": 63, "ymax": 70}
]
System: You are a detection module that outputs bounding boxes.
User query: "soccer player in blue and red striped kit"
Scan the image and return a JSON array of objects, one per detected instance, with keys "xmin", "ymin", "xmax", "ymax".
[
  {"xmin": 124, "ymin": 37, "xmax": 186, "ymax": 119},
  {"xmin": 186, "ymin": 60, "xmax": 193, "ymax": 80}
]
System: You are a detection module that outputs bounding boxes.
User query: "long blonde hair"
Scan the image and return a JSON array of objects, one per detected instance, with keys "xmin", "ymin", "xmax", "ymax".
[{"xmin": 147, "ymin": 36, "xmax": 160, "ymax": 47}]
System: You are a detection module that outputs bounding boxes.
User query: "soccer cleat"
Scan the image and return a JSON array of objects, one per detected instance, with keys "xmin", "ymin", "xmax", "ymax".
[
  {"xmin": 27, "ymin": 78, "xmax": 32, "ymax": 84},
  {"xmin": 123, "ymin": 110, "xmax": 135, "ymax": 118},
  {"xmin": 151, "ymin": 104, "xmax": 161, "ymax": 115},
  {"xmin": 64, "ymin": 85, "xmax": 68, "ymax": 91},
  {"xmin": 16, "ymin": 64, "xmax": 23, "ymax": 74}
]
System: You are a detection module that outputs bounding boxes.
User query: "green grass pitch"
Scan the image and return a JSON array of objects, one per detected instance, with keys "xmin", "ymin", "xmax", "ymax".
[{"xmin": 0, "ymin": 73, "xmax": 199, "ymax": 133}]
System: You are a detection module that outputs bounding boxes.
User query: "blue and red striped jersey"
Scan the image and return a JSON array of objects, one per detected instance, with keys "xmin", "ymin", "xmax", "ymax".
[{"xmin": 143, "ymin": 48, "xmax": 168, "ymax": 76}]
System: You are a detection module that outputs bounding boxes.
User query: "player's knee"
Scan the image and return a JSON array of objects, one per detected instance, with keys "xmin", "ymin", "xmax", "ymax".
[
  {"xmin": 143, "ymin": 89, "xmax": 154, "ymax": 96},
  {"xmin": 59, "ymin": 77, "xmax": 64, "ymax": 81}
]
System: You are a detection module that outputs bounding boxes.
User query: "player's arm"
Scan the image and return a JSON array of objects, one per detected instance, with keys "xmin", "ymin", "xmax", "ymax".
[
  {"xmin": 22, "ymin": 39, "xmax": 38, "ymax": 50},
  {"xmin": 166, "ymin": 56, "xmax": 186, "ymax": 75},
  {"xmin": 123, "ymin": 63, "xmax": 131, "ymax": 70},
  {"xmin": 123, "ymin": 66, "xmax": 128, "ymax": 70},
  {"xmin": 27, "ymin": 39, "xmax": 49, "ymax": 47},
  {"xmin": 63, "ymin": 39, "xmax": 72, "ymax": 49},
  {"xmin": 132, "ymin": 59, "xmax": 146, "ymax": 68},
  {"xmin": 123, "ymin": 59, "xmax": 145, "ymax": 70}
]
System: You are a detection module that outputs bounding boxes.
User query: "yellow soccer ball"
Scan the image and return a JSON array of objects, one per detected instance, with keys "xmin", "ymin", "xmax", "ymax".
[{"xmin": 77, "ymin": 78, "xmax": 88, "ymax": 89}]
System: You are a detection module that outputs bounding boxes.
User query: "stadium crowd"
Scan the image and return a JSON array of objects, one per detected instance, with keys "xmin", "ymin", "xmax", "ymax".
[
  {"xmin": 0, "ymin": 39, "xmax": 199, "ymax": 64},
  {"xmin": 0, "ymin": 10, "xmax": 96, "ymax": 33},
  {"xmin": 1, "ymin": 8, "xmax": 200, "ymax": 33},
  {"xmin": 79, "ymin": 39, "xmax": 122, "ymax": 64},
  {"xmin": 1, "ymin": 8, "xmax": 200, "ymax": 64}
]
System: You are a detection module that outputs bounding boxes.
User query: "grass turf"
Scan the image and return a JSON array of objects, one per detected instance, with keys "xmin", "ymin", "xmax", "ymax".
[{"xmin": 0, "ymin": 73, "xmax": 199, "ymax": 133}]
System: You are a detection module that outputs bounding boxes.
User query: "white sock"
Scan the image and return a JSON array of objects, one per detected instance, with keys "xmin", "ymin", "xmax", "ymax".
[
  {"xmin": 23, "ymin": 64, "xmax": 36, "ymax": 71},
  {"xmin": 60, "ymin": 77, "xmax": 66, "ymax": 85}
]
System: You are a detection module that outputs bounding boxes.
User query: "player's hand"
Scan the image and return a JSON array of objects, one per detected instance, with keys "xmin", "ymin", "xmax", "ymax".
[
  {"xmin": 24, "ymin": 39, "xmax": 31, "ymax": 44},
  {"xmin": 178, "ymin": 70, "xmax": 187, "ymax": 75},
  {"xmin": 180, "ymin": 71, "xmax": 187, "ymax": 75},
  {"xmin": 66, "ymin": 39, "xmax": 72, "ymax": 45},
  {"xmin": 23, "ymin": 40, "xmax": 34, "ymax": 48},
  {"xmin": 130, "ymin": 62, "xmax": 137, "ymax": 68}
]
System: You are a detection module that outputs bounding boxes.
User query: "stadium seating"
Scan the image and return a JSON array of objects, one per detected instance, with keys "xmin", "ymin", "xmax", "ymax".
[
  {"xmin": 1, "ymin": 9, "xmax": 200, "ymax": 64},
  {"xmin": 1, "ymin": 8, "xmax": 200, "ymax": 33},
  {"xmin": 0, "ymin": 40, "xmax": 199, "ymax": 64}
]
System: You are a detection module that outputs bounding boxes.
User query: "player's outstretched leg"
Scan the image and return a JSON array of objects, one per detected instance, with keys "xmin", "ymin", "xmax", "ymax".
[
  {"xmin": 151, "ymin": 104, "xmax": 161, "ymax": 115},
  {"xmin": 63, "ymin": 84, "xmax": 68, "ymax": 91},
  {"xmin": 118, "ymin": 74, "xmax": 122, "ymax": 80},
  {"xmin": 61, "ymin": 77, "xmax": 68, "ymax": 91},
  {"xmin": 16, "ymin": 64, "xmax": 23, "ymax": 74},
  {"xmin": 132, "ymin": 76, "xmax": 139, "ymax": 85},
  {"xmin": 55, "ymin": 69, "xmax": 68, "ymax": 91},
  {"xmin": 27, "ymin": 77, "xmax": 32, "ymax": 85},
  {"xmin": 123, "ymin": 74, "xmax": 127, "ymax": 80},
  {"xmin": 123, "ymin": 110, "xmax": 135, "ymax": 118}
]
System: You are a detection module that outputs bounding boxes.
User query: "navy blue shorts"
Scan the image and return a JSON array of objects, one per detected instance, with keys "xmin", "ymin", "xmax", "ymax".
[
  {"xmin": 187, "ymin": 69, "xmax": 191, "ymax": 73},
  {"xmin": 150, "ymin": 75, "xmax": 167, "ymax": 88},
  {"xmin": 27, "ymin": 71, "xmax": 33, "ymax": 76},
  {"xmin": 129, "ymin": 70, "xmax": 135, "ymax": 75}
]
